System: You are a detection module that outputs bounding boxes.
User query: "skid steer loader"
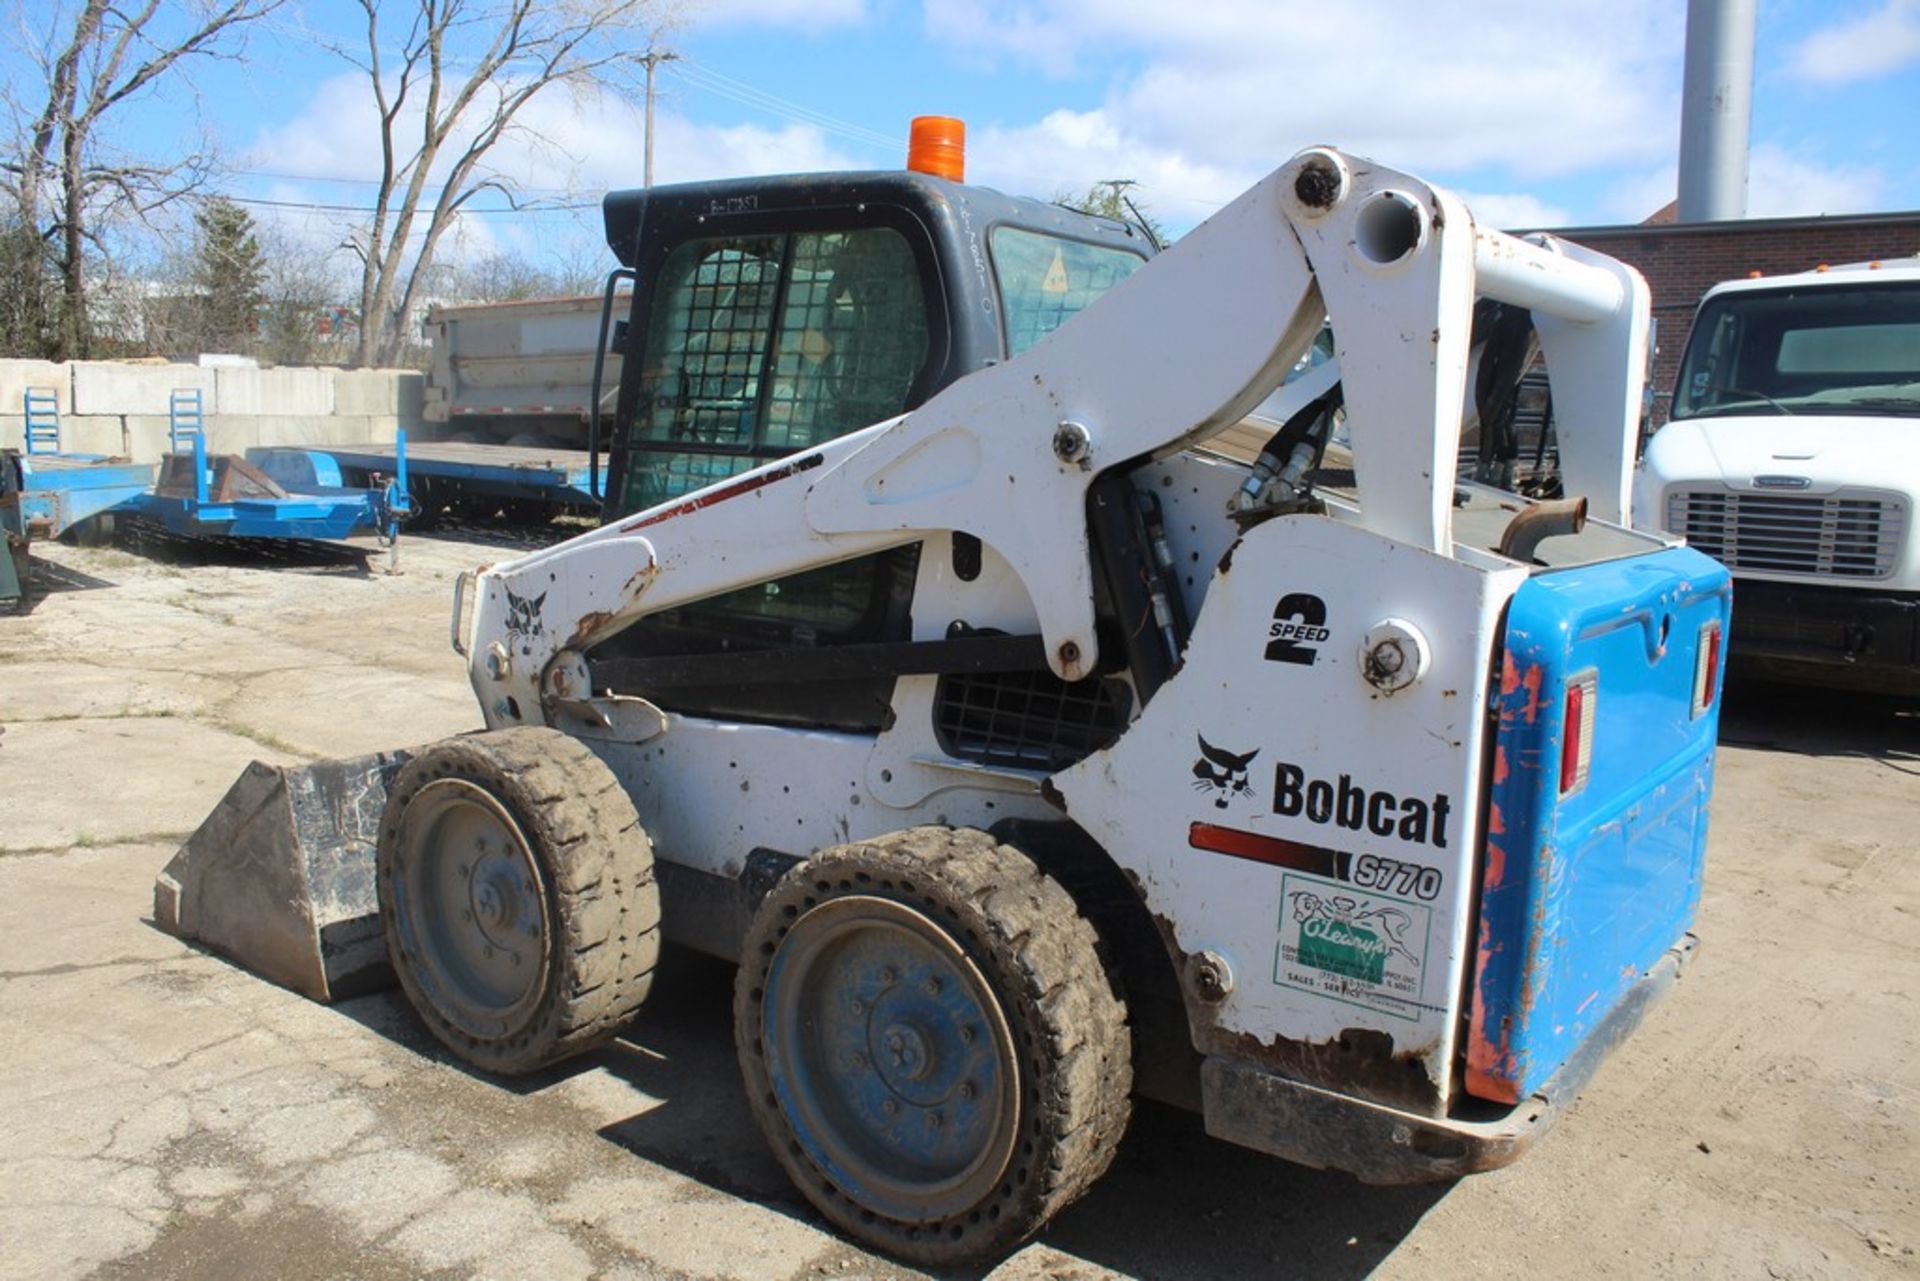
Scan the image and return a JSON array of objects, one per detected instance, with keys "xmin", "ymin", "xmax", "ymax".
[{"xmin": 156, "ymin": 143, "xmax": 1730, "ymax": 1265}]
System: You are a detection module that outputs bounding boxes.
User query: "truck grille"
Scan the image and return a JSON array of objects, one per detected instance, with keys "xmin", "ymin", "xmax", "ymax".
[{"xmin": 1667, "ymin": 489, "xmax": 1905, "ymax": 578}]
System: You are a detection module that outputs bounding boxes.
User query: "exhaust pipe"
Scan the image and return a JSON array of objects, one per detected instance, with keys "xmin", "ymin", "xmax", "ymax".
[{"xmin": 1497, "ymin": 496, "xmax": 1588, "ymax": 563}]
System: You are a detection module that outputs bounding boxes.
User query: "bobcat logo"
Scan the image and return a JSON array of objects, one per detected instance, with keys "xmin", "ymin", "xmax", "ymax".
[
  {"xmin": 1192, "ymin": 735, "xmax": 1260, "ymax": 809},
  {"xmin": 504, "ymin": 588, "xmax": 546, "ymax": 655}
]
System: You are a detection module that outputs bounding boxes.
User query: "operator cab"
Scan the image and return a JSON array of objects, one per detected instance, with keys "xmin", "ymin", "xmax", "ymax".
[
  {"xmin": 600, "ymin": 170, "xmax": 1153, "ymax": 521},
  {"xmin": 593, "ymin": 168, "xmax": 1154, "ymax": 732}
]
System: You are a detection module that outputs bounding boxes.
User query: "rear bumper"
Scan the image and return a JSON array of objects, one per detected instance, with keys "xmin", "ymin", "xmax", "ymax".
[
  {"xmin": 1198, "ymin": 934, "xmax": 1695, "ymax": 1184},
  {"xmin": 1729, "ymin": 578, "xmax": 1920, "ymax": 694}
]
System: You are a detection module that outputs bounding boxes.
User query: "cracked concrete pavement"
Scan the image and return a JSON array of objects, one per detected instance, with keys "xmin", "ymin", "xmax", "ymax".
[{"xmin": 1, "ymin": 534, "xmax": 1916, "ymax": 1280}]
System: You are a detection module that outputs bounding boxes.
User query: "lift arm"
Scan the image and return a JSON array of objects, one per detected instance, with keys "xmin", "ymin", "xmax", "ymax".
[{"xmin": 459, "ymin": 147, "xmax": 1648, "ymax": 727}]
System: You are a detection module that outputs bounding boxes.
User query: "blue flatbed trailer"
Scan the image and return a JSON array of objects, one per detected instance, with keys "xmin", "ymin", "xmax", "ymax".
[
  {"xmin": 5, "ymin": 451, "xmax": 156, "ymax": 539},
  {"xmin": 258, "ymin": 440, "xmax": 599, "ymax": 520},
  {"xmin": 3, "ymin": 388, "xmax": 158, "ymax": 605}
]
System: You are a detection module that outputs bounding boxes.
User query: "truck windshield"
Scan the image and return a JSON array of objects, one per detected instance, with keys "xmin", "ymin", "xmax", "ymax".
[{"xmin": 1671, "ymin": 281, "xmax": 1920, "ymax": 421}]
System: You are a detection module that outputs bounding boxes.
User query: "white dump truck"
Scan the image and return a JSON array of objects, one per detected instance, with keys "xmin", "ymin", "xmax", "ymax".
[{"xmin": 1636, "ymin": 259, "xmax": 1920, "ymax": 693}]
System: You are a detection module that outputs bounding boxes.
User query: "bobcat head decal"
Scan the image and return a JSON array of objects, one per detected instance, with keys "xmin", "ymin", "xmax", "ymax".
[
  {"xmin": 504, "ymin": 588, "xmax": 546, "ymax": 655},
  {"xmin": 1192, "ymin": 735, "xmax": 1260, "ymax": 810}
]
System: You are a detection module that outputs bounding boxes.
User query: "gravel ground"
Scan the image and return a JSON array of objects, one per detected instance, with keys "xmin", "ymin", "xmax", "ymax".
[{"xmin": 1, "ymin": 532, "xmax": 1914, "ymax": 1281}]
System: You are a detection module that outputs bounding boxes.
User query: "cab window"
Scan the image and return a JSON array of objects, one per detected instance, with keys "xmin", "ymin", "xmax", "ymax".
[
  {"xmin": 622, "ymin": 228, "xmax": 931, "ymax": 514},
  {"xmin": 989, "ymin": 229, "xmax": 1145, "ymax": 357}
]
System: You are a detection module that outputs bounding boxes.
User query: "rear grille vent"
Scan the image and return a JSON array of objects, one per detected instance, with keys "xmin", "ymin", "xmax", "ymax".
[
  {"xmin": 934, "ymin": 671, "xmax": 1132, "ymax": 773},
  {"xmin": 1667, "ymin": 489, "xmax": 1905, "ymax": 579}
]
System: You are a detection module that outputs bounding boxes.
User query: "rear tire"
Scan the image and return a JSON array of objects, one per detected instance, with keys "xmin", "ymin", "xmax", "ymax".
[
  {"xmin": 377, "ymin": 728, "xmax": 660, "ymax": 1074},
  {"xmin": 735, "ymin": 827, "xmax": 1132, "ymax": 1266}
]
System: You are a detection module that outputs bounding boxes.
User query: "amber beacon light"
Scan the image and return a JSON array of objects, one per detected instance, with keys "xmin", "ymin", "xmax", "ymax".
[{"xmin": 907, "ymin": 116, "xmax": 966, "ymax": 182}]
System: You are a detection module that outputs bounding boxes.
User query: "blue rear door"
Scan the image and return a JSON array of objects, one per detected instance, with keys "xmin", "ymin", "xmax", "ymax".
[{"xmin": 1466, "ymin": 545, "xmax": 1730, "ymax": 1103}]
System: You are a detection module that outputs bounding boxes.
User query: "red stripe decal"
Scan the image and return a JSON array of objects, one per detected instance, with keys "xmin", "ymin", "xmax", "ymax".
[
  {"xmin": 1187, "ymin": 822, "xmax": 1349, "ymax": 879},
  {"xmin": 619, "ymin": 452, "xmax": 826, "ymax": 532}
]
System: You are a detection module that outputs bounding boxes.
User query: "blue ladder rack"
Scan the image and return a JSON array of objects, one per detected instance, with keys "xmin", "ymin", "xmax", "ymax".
[
  {"xmin": 23, "ymin": 388, "xmax": 61, "ymax": 455},
  {"xmin": 168, "ymin": 388, "xmax": 206, "ymax": 453}
]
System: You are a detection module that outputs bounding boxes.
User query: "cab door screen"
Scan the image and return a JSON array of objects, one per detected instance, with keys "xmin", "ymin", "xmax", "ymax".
[{"xmin": 622, "ymin": 228, "xmax": 931, "ymax": 514}]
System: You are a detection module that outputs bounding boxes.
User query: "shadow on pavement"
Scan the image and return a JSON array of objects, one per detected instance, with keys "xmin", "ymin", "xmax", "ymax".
[
  {"xmin": 9, "ymin": 552, "xmax": 118, "ymax": 613},
  {"xmin": 410, "ymin": 514, "xmax": 588, "ymax": 554},
  {"xmin": 590, "ymin": 946, "xmax": 1447, "ymax": 1280},
  {"xmin": 114, "ymin": 516, "xmax": 377, "ymax": 575},
  {"xmin": 1718, "ymin": 676, "xmax": 1920, "ymax": 775}
]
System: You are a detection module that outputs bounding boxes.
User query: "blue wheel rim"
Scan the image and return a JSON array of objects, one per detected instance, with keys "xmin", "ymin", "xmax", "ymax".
[{"xmin": 763, "ymin": 895, "xmax": 1019, "ymax": 1223}]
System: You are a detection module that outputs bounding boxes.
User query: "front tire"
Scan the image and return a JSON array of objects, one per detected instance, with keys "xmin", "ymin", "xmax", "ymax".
[
  {"xmin": 377, "ymin": 728, "xmax": 660, "ymax": 1074},
  {"xmin": 736, "ymin": 827, "xmax": 1132, "ymax": 1266}
]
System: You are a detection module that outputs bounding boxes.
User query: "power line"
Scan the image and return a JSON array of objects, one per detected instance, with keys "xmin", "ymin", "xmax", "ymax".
[
  {"xmin": 212, "ymin": 192, "xmax": 600, "ymax": 216},
  {"xmin": 671, "ymin": 59, "xmax": 903, "ymax": 155}
]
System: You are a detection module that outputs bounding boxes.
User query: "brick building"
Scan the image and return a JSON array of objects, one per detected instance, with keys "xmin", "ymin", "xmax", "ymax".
[{"xmin": 1546, "ymin": 210, "xmax": 1920, "ymax": 424}]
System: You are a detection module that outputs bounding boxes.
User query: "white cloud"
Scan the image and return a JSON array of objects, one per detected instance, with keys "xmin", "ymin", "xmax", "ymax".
[
  {"xmin": 927, "ymin": 0, "xmax": 1685, "ymax": 187},
  {"xmin": 693, "ymin": 0, "xmax": 869, "ymax": 31},
  {"xmin": 1789, "ymin": 0, "xmax": 1920, "ymax": 84},
  {"xmin": 968, "ymin": 109, "xmax": 1252, "ymax": 225},
  {"xmin": 1452, "ymin": 190, "xmax": 1575, "ymax": 232},
  {"xmin": 1596, "ymin": 145, "xmax": 1888, "ymax": 225},
  {"xmin": 1601, "ymin": 165, "xmax": 1679, "ymax": 224},
  {"xmin": 1747, "ymin": 143, "xmax": 1887, "ymax": 218},
  {"xmin": 238, "ymin": 73, "xmax": 866, "ymax": 276}
]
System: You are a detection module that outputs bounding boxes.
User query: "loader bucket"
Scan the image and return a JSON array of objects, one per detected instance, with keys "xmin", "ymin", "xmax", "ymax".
[{"xmin": 153, "ymin": 750, "xmax": 414, "ymax": 1002}]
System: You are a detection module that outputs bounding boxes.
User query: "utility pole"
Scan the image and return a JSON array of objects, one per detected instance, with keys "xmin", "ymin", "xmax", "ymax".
[{"xmin": 640, "ymin": 49, "xmax": 680, "ymax": 189}]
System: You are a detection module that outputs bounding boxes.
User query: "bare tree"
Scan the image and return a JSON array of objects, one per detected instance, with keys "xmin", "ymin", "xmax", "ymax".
[
  {"xmin": 336, "ymin": 0, "xmax": 678, "ymax": 368},
  {"xmin": 449, "ymin": 251, "xmax": 568, "ymax": 302},
  {"xmin": 1, "ymin": 0, "xmax": 284, "ymax": 358},
  {"xmin": 1054, "ymin": 178, "xmax": 1169, "ymax": 249}
]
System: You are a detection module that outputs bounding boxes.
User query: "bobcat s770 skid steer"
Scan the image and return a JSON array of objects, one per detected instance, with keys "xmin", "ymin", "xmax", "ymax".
[{"xmin": 157, "ymin": 143, "xmax": 1730, "ymax": 1265}]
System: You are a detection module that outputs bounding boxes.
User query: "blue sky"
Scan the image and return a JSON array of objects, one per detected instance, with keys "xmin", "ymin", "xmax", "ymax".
[{"xmin": 10, "ymin": 0, "xmax": 1919, "ymax": 278}]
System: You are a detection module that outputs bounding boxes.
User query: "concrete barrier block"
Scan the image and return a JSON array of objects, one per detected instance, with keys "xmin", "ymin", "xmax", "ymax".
[
  {"xmin": 73, "ymin": 362, "xmax": 217, "ymax": 416},
  {"xmin": 122, "ymin": 415, "xmax": 250, "ymax": 462},
  {"xmin": 217, "ymin": 366, "xmax": 334, "ymax": 416},
  {"xmin": 1, "ymin": 414, "xmax": 128, "ymax": 456},
  {"xmin": 122, "ymin": 416, "xmax": 168, "ymax": 463},
  {"xmin": 239, "ymin": 415, "xmax": 356, "ymax": 448},
  {"xmin": 331, "ymin": 369, "xmax": 424, "ymax": 419},
  {"xmin": 60, "ymin": 416, "xmax": 129, "ymax": 457},
  {"xmin": 0, "ymin": 359, "xmax": 69, "ymax": 417}
]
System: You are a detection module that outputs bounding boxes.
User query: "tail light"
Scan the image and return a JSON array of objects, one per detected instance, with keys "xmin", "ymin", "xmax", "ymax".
[
  {"xmin": 1559, "ymin": 672, "xmax": 1597, "ymax": 796},
  {"xmin": 1693, "ymin": 621, "xmax": 1722, "ymax": 717}
]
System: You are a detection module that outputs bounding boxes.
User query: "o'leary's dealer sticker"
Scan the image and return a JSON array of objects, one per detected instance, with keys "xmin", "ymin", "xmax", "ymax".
[{"xmin": 1274, "ymin": 871, "xmax": 1433, "ymax": 1022}]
